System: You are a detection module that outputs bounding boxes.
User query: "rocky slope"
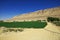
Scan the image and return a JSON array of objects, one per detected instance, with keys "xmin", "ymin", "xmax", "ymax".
[{"xmin": 4, "ymin": 6, "xmax": 60, "ymax": 22}]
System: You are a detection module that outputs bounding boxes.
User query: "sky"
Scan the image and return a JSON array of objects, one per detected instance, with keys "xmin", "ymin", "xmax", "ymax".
[{"xmin": 0, "ymin": 0, "xmax": 60, "ymax": 20}]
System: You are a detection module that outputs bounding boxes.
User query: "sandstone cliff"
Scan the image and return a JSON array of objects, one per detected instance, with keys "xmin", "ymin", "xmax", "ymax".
[{"xmin": 4, "ymin": 6, "xmax": 60, "ymax": 22}]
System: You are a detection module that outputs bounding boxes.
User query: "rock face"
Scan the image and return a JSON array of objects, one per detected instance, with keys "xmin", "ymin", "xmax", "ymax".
[{"xmin": 4, "ymin": 6, "xmax": 60, "ymax": 22}]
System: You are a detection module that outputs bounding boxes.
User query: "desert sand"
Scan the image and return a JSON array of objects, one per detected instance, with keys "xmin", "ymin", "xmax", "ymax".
[{"xmin": 0, "ymin": 22, "xmax": 60, "ymax": 40}]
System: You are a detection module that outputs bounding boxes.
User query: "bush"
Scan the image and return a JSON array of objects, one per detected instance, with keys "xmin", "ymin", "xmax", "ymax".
[
  {"xmin": 47, "ymin": 17, "xmax": 60, "ymax": 22},
  {"xmin": 47, "ymin": 17, "xmax": 60, "ymax": 26}
]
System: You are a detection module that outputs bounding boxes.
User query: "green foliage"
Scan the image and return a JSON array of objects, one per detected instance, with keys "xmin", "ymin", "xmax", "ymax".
[
  {"xmin": 0, "ymin": 21, "xmax": 47, "ymax": 28},
  {"xmin": 47, "ymin": 17, "xmax": 60, "ymax": 26},
  {"xmin": 47, "ymin": 17, "xmax": 60, "ymax": 22}
]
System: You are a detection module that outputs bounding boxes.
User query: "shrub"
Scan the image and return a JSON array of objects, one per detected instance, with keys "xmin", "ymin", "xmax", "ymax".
[
  {"xmin": 47, "ymin": 17, "xmax": 60, "ymax": 26},
  {"xmin": 47, "ymin": 17, "xmax": 60, "ymax": 22}
]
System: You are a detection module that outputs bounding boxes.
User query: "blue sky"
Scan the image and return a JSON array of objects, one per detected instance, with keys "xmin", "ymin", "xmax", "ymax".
[{"xmin": 0, "ymin": 0, "xmax": 60, "ymax": 20}]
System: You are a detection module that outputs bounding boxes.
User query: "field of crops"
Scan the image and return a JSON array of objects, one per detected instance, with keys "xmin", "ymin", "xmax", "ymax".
[{"xmin": 0, "ymin": 21, "xmax": 47, "ymax": 28}]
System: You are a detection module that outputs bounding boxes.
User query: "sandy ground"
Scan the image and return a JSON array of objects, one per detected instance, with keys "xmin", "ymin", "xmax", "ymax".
[{"xmin": 0, "ymin": 22, "xmax": 60, "ymax": 40}]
